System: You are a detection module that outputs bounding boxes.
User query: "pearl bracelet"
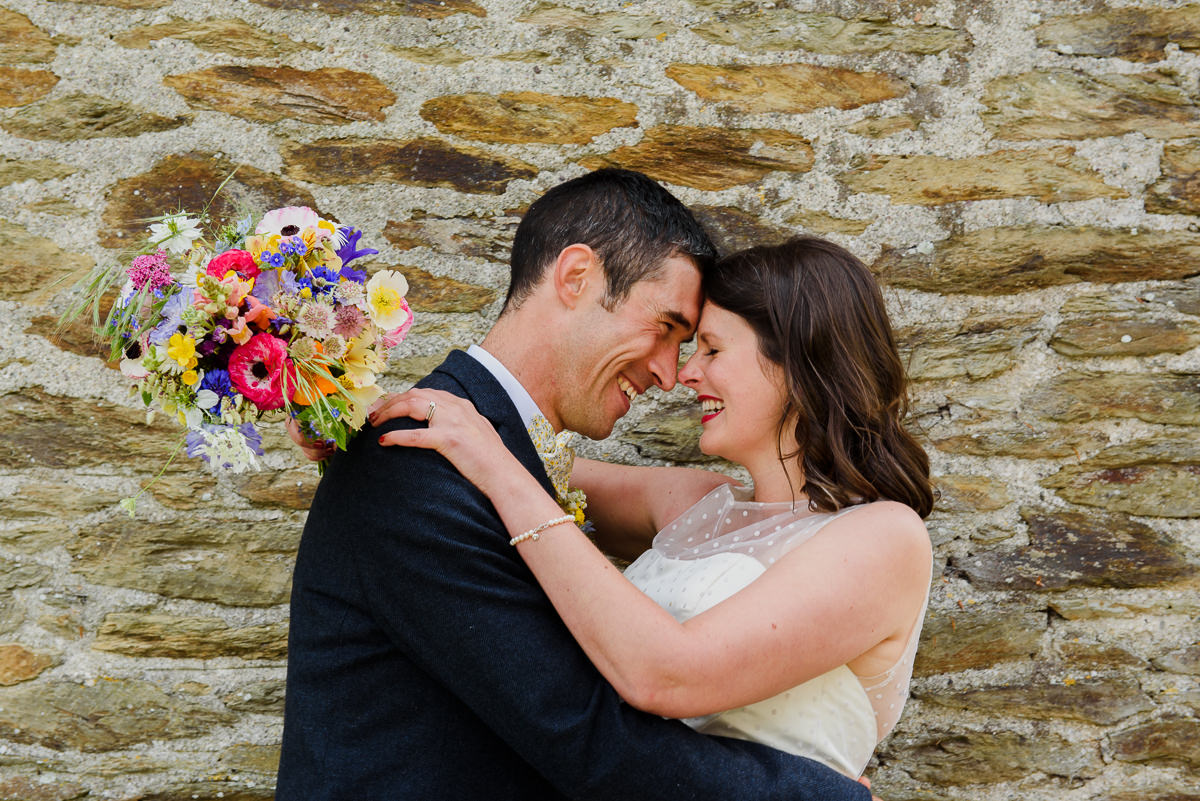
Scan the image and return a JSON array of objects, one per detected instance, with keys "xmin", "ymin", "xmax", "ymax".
[{"xmin": 509, "ymin": 514, "xmax": 574, "ymax": 546}]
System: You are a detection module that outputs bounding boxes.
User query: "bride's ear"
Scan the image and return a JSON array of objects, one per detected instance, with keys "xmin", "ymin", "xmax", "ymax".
[{"xmin": 551, "ymin": 244, "xmax": 598, "ymax": 310}]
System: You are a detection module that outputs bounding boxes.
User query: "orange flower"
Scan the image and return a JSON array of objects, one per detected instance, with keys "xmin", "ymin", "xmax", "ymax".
[{"xmin": 290, "ymin": 342, "xmax": 340, "ymax": 406}]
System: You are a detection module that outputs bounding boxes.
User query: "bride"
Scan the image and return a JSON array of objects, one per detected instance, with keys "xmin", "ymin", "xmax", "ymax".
[{"xmin": 371, "ymin": 236, "xmax": 933, "ymax": 779}]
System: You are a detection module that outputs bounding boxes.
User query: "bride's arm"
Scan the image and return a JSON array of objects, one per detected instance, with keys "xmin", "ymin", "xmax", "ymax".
[
  {"xmin": 551, "ymin": 458, "xmax": 735, "ymax": 561},
  {"xmin": 379, "ymin": 389, "xmax": 931, "ymax": 719}
]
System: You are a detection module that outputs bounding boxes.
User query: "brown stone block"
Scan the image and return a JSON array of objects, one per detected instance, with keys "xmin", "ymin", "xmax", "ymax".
[
  {"xmin": 930, "ymin": 425, "xmax": 1108, "ymax": 460},
  {"xmin": 1095, "ymin": 791, "xmax": 1200, "ymax": 801},
  {"xmin": 1051, "ymin": 315, "xmax": 1200, "ymax": 357},
  {"xmin": 1152, "ymin": 278, "xmax": 1200, "ymax": 317},
  {"xmin": 951, "ymin": 507, "xmax": 1195, "ymax": 592},
  {"xmin": 1036, "ymin": 6, "xmax": 1200, "ymax": 63},
  {"xmin": 382, "ymin": 212, "xmax": 518, "ymax": 262},
  {"xmin": 626, "ymin": 400, "xmax": 717, "ymax": 463},
  {"xmin": 0, "ymin": 156, "xmax": 74, "ymax": 186},
  {"xmin": 1056, "ymin": 639, "xmax": 1149, "ymax": 670},
  {"xmin": 690, "ymin": 10, "xmax": 966, "ymax": 55},
  {"xmin": 0, "ymin": 678, "xmax": 233, "ymax": 751},
  {"xmin": 220, "ymin": 742, "xmax": 281, "ymax": 775},
  {"xmin": 0, "ymin": 776, "xmax": 87, "ymax": 801},
  {"xmin": 919, "ymin": 676, "xmax": 1154, "ymax": 725},
  {"xmin": 0, "ymin": 644, "xmax": 56, "ymax": 686},
  {"xmin": 282, "ymin": 137, "xmax": 537, "ymax": 194},
  {"xmin": 3, "ymin": 481, "xmax": 122, "ymax": 518},
  {"xmin": 881, "ymin": 728, "xmax": 1100, "ymax": 784},
  {"xmin": 234, "ymin": 467, "xmax": 321, "ymax": 509},
  {"xmin": 250, "ymin": 0, "xmax": 484, "ymax": 18},
  {"xmin": 690, "ymin": 205, "xmax": 799, "ymax": 254},
  {"xmin": 1041, "ymin": 437, "xmax": 1200, "ymax": 518},
  {"xmin": 0, "ymin": 219, "xmax": 91, "ymax": 302},
  {"xmin": 1026, "ymin": 371, "xmax": 1200, "ymax": 426},
  {"xmin": 23, "ymin": 198, "xmax": 83, "ymax": 215},
  {"xmin": 848, "ymin": 115, "xmax": 919, "ymax": 138},
  {"xmin": 1154, "ymin": 643, "xmax": 1200, "ymax": 674},
  {"xmin": 1050, "ymin": 594, "xmax": 1200, "ymax": 621},
  {"xmin": 913, "ymin": 606, "xmax": 1043, "ymax": 675},
  {"xmin": 0, "ymin": 388, "xmax": 194, "ymax": 471},
  {"xmin": 581, "ymin": 125, "xmax": 814, "ymax": 191},
  {"xmin": 0, "ymin": 68, "xmax": 57, "ymax": 108},
  {"xmin": 66, "ymin": 516, "xmax": 298, "ymax": 606},
  {"xmin": 2, "ymin": 93, "xmax": 188, "ymax": 141},
  {"xmin": 221, "ymin": 678, "xmax": 285, "ymax": 714},
  {"xmin": 0, "ymin": 557, "xmax": 50, "ymax": 593},
  {"xmin": 397, "ymin": 266, "xmax": 498, "ymax": 313},
  {"xmin": 898, "ymin": 313, "xmax": 1037, "ymax": 381},
  {"xmin": 387, "ymin": 45, "xmax": 473, "ymax": 66},
  {"xmin": 983, "ymin": 69, "xmax": 1200, "ymax": 141},
  {"xmin": 932, "ymin": 473, "xmax": 1011, "ymax": 512},
  {"xmin": 421, "ymin": 91, "xmax": 637, "ymax": 145},
  {"xmin": 99, "ymin": 152, "xmax": 317, "ymax": 250},
  {"xmin": 839, "ymin": 146, "xmax": 1126, "ymax": 206},
  {"xmin": 93, "ymin": 612, "xmax": 287, "ymax": 659},
  {"xmin": 0, "ymin": 9, "xmax": 58, "ymax": 64},
  {"xmin": 785, "ymin": 209, "xmax": 871, "ymax": 236},
  {"xmin": 872, "ymin": 226, "xmax": 1200, "ymax": 294},
  {"xmin": 116, "ymin": 18, "xmax": 320, "ymax": 58},
  {"xmin": 1147, "ymin": 141, "xmax": 1200, "ymax": 216},
  {"xmin": 666, "ymin": 63, "xmax": 908, "ymax": 114},
  {"xmin": 144, "ymin": 472, "xmax": 220, "ymax": 510},
  {"xmin": 518, "ymin": 4, "xmax": 671, "ymax": 39},
  {"xmin": 164, "ymin": 66, "xmax": 395, "ymax": 125},
  {"xmin": 26, "ymin": 295, "xmax": 120, "ymax": 363},
  {"xmin": 1111, "ymin": 717, "xmax": 1200, "ymax": 768}
]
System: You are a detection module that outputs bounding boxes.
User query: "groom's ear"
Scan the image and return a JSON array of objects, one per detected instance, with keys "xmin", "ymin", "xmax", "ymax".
[{"xmin": 551, "ymin": 243, "xmax": 599, "ymax": 310}]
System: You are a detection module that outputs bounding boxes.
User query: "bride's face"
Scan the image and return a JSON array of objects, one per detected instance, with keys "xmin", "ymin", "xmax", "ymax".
[{"xmin": 679, "ymin": 301, "xmax": 790, "ymax": 464}]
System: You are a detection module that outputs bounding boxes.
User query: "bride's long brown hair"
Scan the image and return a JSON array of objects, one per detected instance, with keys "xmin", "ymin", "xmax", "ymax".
[{"xmin": 704, "ymin": 236, "xmax": 934, "ymax": 518}]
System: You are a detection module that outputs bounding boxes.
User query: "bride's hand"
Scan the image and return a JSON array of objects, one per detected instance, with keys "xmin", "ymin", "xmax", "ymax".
[{"xmin": 371, "ymin": 388, "xmax": 518, "ymax": 495}]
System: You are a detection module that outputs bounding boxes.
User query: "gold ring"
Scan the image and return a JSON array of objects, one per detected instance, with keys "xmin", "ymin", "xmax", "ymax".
[{"xmin": 426, "ymin": 401, "xmax": 437, "ymax": 425}]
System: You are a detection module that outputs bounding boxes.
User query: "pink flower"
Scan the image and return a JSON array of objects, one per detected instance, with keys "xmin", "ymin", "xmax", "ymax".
[
  {"xmin": 382, "ymin": 302, "xmax": 413, "ymax": 348},
  {"xmin": 207, "ymin": 249, "xmax": 260, "ymax": 281},
  {"xmin": 332, "ymin": 305, "xmax": 367, "ymax": 339},
  {"xmin": 126, "ymin": 250, "xmax": 173, "ymax": 292},
  {"xmin": 228, "ymin": 333, "xmax": 294, "ymax": 410}
]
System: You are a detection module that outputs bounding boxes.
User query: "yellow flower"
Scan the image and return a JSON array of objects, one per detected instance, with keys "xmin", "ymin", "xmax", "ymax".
[
  {"xmin": 167, "ymin": 333, "xmax": 198, "ymax": 370},
  {"xmin": 343, "ymin": 330, "xmax": 385, "ymax": 389},
  {"xmin": 366, "ymin": 269, "xmax": 411, "ymax": 330},
  {"xmin": 182, "ymin": 370, "xmax": 199, "ymax": 385}
]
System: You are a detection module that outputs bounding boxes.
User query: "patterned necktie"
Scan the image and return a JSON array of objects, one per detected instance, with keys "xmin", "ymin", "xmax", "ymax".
[{"xmin": 527, "ymin": 413, "xmax": 575, "ymax": 504}]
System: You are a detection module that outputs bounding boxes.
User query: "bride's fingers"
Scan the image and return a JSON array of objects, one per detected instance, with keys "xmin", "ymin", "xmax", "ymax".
[{"xmin": 378, "ymin": 427, "xmax": 437, "ymax": 449}]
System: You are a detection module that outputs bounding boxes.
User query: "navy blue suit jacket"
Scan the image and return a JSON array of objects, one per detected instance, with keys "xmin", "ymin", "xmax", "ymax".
[{"xmin": 276, "ymin": 350, "xmax": 870, "ymax": 800}]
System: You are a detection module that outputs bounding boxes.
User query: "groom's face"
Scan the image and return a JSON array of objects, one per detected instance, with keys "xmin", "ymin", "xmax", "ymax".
[{"xmin": 558, "ymin": 253, "xmax": 703, "ymax": 440}]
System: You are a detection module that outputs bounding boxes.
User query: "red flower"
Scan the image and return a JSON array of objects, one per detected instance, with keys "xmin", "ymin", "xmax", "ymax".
[
  {"xmin": 207, "ymin": 249, "xmax": 261, "ymax": 281},
  {"xmin": 228, "ymin": 333, "xmax": 293, "ymax": 410}
]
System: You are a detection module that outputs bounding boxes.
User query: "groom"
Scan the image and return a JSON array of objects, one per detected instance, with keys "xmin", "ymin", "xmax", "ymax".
[{"xmin": 276, "ymin": 169, "xmax": 871, "ymax": 800}]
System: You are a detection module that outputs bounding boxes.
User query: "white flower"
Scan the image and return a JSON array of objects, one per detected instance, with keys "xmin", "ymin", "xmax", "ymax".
[
  {"xmin": 257, "ymin": 206, "xmax": 319, "ymax": 237},
  {"xmin": 149, "ymin": 214, "xmax": 203, "ymax": 255},
  {"xmin": 365, "ymin": 270, "xmax": 411, "ymax": 330}
]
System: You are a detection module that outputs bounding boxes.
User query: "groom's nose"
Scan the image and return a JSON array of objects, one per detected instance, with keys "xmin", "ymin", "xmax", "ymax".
[{"xmin": 646, "ymin": 343, "xmax": 680, "ymax": 392}]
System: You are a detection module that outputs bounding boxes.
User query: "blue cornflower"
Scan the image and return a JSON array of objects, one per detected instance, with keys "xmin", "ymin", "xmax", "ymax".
[
  {"xmin": 335, "ymin": 228, "xmax": 378, "ymax": 266},
  {"xmin": 199, "ymin": 368, "xmax": 235, "ymax": 412},
  {"xmin": 308, "ymin": 266, "xmax": 341, "ymax": 295}
]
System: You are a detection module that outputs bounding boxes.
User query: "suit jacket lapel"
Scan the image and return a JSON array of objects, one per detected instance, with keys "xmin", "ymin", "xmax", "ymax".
[{"xmin": 423, "ymin": 350, "xmax": 559, "ymax": 501}]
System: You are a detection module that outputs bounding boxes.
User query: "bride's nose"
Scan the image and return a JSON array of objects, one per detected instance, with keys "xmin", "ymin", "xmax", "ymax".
[{"xmin": 678, "ymin": 353, "xmax": 701, "ymax": 386}]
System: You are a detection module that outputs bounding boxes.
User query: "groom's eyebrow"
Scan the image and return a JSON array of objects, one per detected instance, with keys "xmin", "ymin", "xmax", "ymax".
[{"xmin": 660, "ymin": 309, "xmax": 695, "ymax": 333}]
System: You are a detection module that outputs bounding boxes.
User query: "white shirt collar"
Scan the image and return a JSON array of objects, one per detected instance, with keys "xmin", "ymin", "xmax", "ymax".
[{"xmin": 466, "ymin": 344, "xmax": 544, "ymax": 430}]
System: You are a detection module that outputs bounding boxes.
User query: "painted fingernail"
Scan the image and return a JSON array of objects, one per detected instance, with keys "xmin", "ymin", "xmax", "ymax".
[{"xmin": 377, "ymin": 435, "xmax": 385, "ymax": 444}]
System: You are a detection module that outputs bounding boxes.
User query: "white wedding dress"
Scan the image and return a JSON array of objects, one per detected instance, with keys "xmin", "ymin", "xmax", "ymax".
[{"xmin": 622, "ymin": 484, "xmax": 928, "ymax": 778}]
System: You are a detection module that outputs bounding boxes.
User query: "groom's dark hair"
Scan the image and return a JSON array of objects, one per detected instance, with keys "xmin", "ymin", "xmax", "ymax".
[{"xmin": 503, "ymin": 168, "xmax": 717, "ymax": 312}]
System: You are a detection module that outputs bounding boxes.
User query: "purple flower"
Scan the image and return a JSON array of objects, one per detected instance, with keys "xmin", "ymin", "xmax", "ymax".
[
  {"xmin": 335, "ymin": 228, "xmax": 378, "ymax": 266},
  {"xmin": 149, "ymin": 287, "xmax": 193, "ymax": 345},
  {"xmin": 340, "ymin": 264, "xmax": 367, "ymax": 284},
  {"xmin": 199, "ymin": 368, "xmax": 235, "ymax": 411},
  {"xmin": 308, "ymin": 266, "xmax": 342, "ymax": 295}
]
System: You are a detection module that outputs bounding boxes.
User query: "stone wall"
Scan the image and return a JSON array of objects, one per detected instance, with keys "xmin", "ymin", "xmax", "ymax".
[{"xmin": 0, "ymin": 0, "xmax": 1197, "ymax": 798}]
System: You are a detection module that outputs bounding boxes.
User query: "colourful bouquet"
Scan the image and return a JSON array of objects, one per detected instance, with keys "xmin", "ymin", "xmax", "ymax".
[{"xmin": 69, "ymin": 204, "xmax": 411, "ymax": 510}]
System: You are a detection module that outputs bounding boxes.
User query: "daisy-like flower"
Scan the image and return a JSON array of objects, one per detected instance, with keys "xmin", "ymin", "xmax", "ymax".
[
  {"xmin": 298, "ymin": 301, "xmax": 337, "ymax": 339},
  {"xmin": 149, "ymin": 213, "xmax": 203, "ymax": 255},
  {"xmin": 332, "ymin": 280, "xmax": 366, "ymax": 307},
  {"xmin": 322, "ymin": 333, "xmax": 347, "ymax": 361},
  {"xmin": 366, "ymin": 269, "xmax": 412, "ymax": 330},
  {"xmin": 228, "ymin": 333, "xmax": 293, "ymax": 411},
  {"xmin": 332, "ymin": 304, "xmax": 367, "ymax": 339}
]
